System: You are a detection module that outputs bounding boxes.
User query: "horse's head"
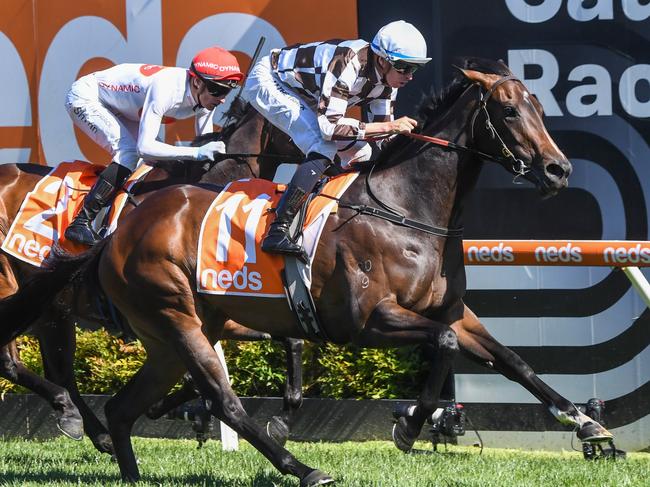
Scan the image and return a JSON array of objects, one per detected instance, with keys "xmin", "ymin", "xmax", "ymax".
[{"xmin": 460, "ymin": 62, "xmax": 571, "ymax": 197}]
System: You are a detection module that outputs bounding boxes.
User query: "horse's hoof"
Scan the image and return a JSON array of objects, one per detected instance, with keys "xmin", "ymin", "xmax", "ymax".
[
  {"xmin": 56, "ymin": 412, "xmax": 84, "ymax": 441},
  {"xmin": 300, "ymin": 469, "xmax": 335, "ymax": 487},
  {"xmin": 392, "ymin": 417, "xmax": 415, "ymax": 453},
  {"xmin": 91, "ymin": 433, "xmax": 114, "ymax": 455},
  {"xmin": 266, "ymin": 416, "xmax": 289, "ymax": 446},
  {"xmin": 577, "ymin": 421, "xmax": 614, "ymax": 443}
]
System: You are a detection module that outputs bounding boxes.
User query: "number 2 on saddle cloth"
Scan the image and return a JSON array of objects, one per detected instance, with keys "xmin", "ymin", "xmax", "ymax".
[{"xmin": 1, "ymin": 161, "xmax": 152, "ymax": 268}]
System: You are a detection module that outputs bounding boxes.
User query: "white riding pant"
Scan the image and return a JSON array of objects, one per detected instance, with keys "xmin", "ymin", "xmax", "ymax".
[
  {"xmin": 65, "ymin": 75, "xmax": 141, "ymax": 170},
  {"xmin": 242, "ymin": 56, "xmax": 372, "ymax": 167}
]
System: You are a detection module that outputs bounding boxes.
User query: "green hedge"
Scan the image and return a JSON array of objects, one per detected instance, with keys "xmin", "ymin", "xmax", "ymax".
[{"xmin": 0, "ymin": 329, "xmax": 428, "ymax": 399}]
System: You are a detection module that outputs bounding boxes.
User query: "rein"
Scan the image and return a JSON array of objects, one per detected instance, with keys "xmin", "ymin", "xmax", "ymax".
[
  {"xmin": 212, "ymin": 152, "xmax": 302, "ymax": 162},
  {"xmin": 336, "ymin": 201, "xmax": 464, "ymax": 238},
  {"xmin": 340, "ymin": 160, "xmax": 465, "ymax": 238},
  {"xmin": 347, "ymin": 74, "xmax": 528, "ymax": 239}
]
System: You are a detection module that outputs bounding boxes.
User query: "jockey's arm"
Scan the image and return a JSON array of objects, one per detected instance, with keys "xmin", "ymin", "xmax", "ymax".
[
  {"xmin": 363, "ymin": 117, "xmax": 417, "ymax": 137},
  {"xmin": 137, "ymin": 90, "xmax": 204, "ymax": 161},
  {"xmin": 318, "ymin": 57, "xmax": 369, "ymax": 141},
  {"xmin": 137, "ymin": 109, "xmax": 203, "ymax": 160},
  {"xmin": 361, "ymin": 92, "xmax": 415, "ymax": 140},
  {"xmin": 319, "ymin": 78, "xmax": 416, "ymax": 142}
]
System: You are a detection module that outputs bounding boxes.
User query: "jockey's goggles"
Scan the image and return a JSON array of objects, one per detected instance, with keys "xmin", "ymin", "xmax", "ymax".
[
  {"xmin": 191, "ymin": 63, "xmax": 239, "ymax": 97},
  {"xmin": 204, "ymin": 79, "xmax": 238, "ymax": 97},
  {"xmin": 388, "ymin": 59, "xmax": 420, "ymax": 75}
]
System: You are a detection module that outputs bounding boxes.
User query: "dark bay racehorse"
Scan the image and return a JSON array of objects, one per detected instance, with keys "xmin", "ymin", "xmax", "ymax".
[
  {"xmin": 0, "ymin": 59, "xmax": 611, "ymax": 485},
  {"xmin": 0, "ymin": 97, "xmax": 302, "ymax": 452}
]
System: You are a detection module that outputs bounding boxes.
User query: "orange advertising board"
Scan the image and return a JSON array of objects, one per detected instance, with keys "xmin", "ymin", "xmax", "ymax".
[
  {"xmin": 0, "ymin": 0, "xmax": 358, "ymax": 166},
  {"xmin": 463, "ymin": 240, "xmax": 650, "ymax": 267}
]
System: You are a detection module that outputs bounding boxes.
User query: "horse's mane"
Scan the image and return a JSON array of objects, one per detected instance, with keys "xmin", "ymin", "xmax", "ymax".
[
  {"xmin": 374, "ymin": 57, "xmax": 512, "ymax": 165},
  {"xmin": 217, "ymin": 96, "xmax": 251, "ymax": 141}
]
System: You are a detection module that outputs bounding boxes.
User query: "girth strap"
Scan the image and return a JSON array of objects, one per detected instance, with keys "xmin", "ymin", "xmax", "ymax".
[{"xmin": 338, "ymin": 203, "xmax": 463, "ymax": 238}]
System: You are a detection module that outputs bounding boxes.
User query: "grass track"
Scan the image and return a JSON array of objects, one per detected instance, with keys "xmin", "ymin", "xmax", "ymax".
[{"xmin": 0, "ymin": 437, "xmax": 648, "ymax": 486}]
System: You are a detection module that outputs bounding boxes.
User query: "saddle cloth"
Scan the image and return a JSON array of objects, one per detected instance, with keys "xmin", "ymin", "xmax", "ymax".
[
  {"xmin": 197, "ymin": 172, "xmax": 359, "ymax": 297},
  {"xmin": 1, "ymin": 160, "xmax": 152, "ymax": 267}
]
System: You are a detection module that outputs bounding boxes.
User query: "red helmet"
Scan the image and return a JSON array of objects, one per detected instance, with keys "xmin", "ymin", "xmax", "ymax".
[{"xmin": 189, "ymin": 46, "xmax": 244, "ymax": 89}]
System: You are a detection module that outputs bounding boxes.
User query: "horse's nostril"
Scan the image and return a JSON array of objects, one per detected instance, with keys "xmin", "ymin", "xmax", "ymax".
[{"xmin": 546, "ymin": 163, "xmax": 565, "ymax": 180}]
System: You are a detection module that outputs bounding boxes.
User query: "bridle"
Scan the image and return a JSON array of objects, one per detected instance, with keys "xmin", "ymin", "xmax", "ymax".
[
  {"xmin": 342, "ymin": 73, "xmax": 536, "ymax": 238},
  {"xmin": 406, "ymin": 75, "xmax": 532, "ymax": 178},
  {"xmin": 469, "ymin": 75, "xmax": 530, "ymax": 178}
]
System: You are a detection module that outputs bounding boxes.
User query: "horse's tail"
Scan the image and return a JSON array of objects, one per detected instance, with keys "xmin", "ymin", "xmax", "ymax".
[{"xmin": 0, "ymin": 240, "xmax": 108, "ymax": 347}]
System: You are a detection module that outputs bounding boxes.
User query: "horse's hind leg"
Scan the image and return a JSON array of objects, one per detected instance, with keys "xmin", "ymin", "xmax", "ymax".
[
  {"xmin": 35, "ymin": 318, "xmax": 113, "ymax": 453},
  {"xmin": 451, "ymin": 304, "xmax": 612, "ymax": 442},
  {"xmin": 145, "ymin": 374, "xmax": 198, "ymax": 420},
  {"xmin": 222, "ymin": 319, "xmax": 271, "ymax": 341},
  {"xmin": 0, "ymin": 249, "xmax": 84, "ymax": 441},
  {"xmin": 267, "ymin": 337, "xmax": 304, "ymax": 446},
  {"xmin": 169, "ymin": 316, "xmax": 330, "ymax": 486},
  {"xmin": 354, "ymin": 300, "xmax": 459, "ymax": 453},
  {"xmin": 145, "ymin": 319, "xmax": 270, "ymax": 420},
  {"xmin": 105, "ymin": 346, "xmax": 186, "ymax": 482},
  {"xmin": 146, "ymin": 326, "xmax": 302, "ymax": 447},
  {"xmin": 0, "ymin": 339, "xmax": 84, "ymax": 440}
]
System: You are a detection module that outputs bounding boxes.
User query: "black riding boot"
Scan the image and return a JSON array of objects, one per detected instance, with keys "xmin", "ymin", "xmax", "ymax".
[
  {"xmin": 262, "ymin": 153, "xmax": 332, "ymax": 258},
  {"xmin": 64, "ymin": 162, "xmax": 132, "ymax": 246}
]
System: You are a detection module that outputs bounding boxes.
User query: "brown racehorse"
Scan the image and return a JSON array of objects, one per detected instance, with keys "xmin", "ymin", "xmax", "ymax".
[
  {"xmin": 0, "ymin": 97, "xmax": 302, "ymax": 452},
  {"xmin": 0, "ymin": 59, "xmax": 612, "ymax": 486}
]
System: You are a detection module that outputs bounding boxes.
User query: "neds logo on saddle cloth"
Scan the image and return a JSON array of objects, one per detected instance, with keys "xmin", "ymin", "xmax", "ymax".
[
  {"xmin": 1, "ymin": 161, "xmax": 152, "ymax": 267},
  {"xmin": 197, "ymin": 173, "xmax": 359, "ymax": 297}
]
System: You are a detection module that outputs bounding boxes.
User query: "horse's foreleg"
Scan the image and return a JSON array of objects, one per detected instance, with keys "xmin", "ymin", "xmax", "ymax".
[
  {"xmin": 267, "ymin": 337, "xmax": 304, "ymax": 446},
  {"xmin": 0, "ymin": 339, "xmax": 84, "ymax": 440},
  {"xmin": 36, "ymin": 318, "xmax": 113, "ymax": 453},
  {"xmin": 354, "ymin": 300, "xmax": 459, "ymax": 452},
  {"xmin": 452, "ymin": 304, "xmax": 612, "ymax": 442}
]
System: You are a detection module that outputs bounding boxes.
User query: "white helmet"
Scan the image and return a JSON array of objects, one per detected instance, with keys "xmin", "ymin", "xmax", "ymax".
[{"xmin": 370, "ymin": 20, "xmax": 431, "ymax": 65}]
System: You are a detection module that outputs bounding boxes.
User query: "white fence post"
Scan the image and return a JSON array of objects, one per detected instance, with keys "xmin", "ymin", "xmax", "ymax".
[
  {"xmin": 214, "ymin": 341, "xmax": 239, "ymax": 451},
  {"xmin": 622, "ymin": 266, "xmax": 650, "ymax": 309}
]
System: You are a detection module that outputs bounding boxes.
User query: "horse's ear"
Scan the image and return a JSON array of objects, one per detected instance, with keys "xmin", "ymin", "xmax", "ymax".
[{"xmin": 459, "ymin": 68, "xmax": 498, "ymax": 90}]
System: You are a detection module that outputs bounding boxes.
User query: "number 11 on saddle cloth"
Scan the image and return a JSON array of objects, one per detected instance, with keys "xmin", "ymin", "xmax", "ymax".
[{"xmin": 196, "ymin": 173, "xmax": 359, "ymax": 297}]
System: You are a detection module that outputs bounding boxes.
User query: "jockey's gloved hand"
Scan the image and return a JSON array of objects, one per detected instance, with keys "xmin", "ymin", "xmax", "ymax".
[{"xmin": 196, "ymin": 141, "xmax": 226, "ymax": 161}]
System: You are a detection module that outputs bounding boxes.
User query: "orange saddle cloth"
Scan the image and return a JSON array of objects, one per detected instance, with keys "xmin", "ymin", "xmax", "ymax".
[
  {"xmin": 197, "ymin": 173, "xmax": 359, "ymax": 297},
  {"xmin": 1, "ymin": 161, "xmax": 152, "ymax": 267}
]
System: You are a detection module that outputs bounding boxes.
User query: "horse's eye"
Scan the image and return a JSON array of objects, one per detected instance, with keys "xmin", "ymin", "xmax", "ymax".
[{"xmin": 503, "ymin": 106, "xmax": 518, "ymax": 118}]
